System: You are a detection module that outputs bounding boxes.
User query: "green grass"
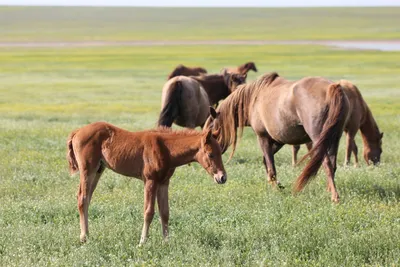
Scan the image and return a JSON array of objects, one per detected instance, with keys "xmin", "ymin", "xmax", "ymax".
[
  {"xmin": 0, "ymin": 6, "xmax": 400, "ymax": 41},
  {"xmin": 1, "ymin": 11, "xmax": 400, "ymax": 266}
]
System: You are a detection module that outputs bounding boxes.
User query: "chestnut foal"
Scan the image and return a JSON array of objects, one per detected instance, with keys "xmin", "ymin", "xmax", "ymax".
[{"xmin": 67, "ymin": 122, "xmax": 226, "ymax": 245}]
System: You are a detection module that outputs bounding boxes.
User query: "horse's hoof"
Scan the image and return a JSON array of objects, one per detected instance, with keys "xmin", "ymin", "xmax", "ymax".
[{"xmin": 277, "ymin": 182, "xmax": 285, "ymax": 190}]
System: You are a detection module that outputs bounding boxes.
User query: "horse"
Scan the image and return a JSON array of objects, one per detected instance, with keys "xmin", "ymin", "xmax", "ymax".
[
  {"xmin": 167, "ymin": 64, "xmax": 208, "ymax": 80},
  {"xmin": 291, "ymin": 80, "xmax": 383, "ymax": 167},
  {"xmin": 67, "ymin": 122, "xmax": 226, "ymax": 245},
  {"xmin": 226, "ymin": 62, "xmax": 258, "ymax": 75},
  {"xmin": 158, "ymin": 71, "xmax": 247, "ymax": 128},
  {"xmin": 205, "ymin": 72, "xmax": 351, "ymax": 202}
]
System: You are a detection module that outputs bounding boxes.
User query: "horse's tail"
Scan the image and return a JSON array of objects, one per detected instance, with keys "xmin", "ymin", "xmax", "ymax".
[
  {"xmin": 294, "ymin": 83, "xmax": 348, "ymax": 192},
  {"xmin": 67, "ymin": 129, "xmax": 79, "ymax": 175},
  {"xmin": 157, "ymin": 80, "xmax": 182, "ymax": 127}
]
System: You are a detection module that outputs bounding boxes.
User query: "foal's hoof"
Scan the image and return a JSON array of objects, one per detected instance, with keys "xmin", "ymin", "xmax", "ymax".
[
  {"xmin": 80, "ymin": 235, "xmax": 87, "ymax": 243},
  {"xmin": 331, "ymin": 196, "xmax": 340, "ymax": 203}
]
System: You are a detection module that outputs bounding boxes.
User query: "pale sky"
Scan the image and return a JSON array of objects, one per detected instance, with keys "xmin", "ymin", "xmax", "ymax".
[{"xmin": 0, "ymin": 0, "xmax": 399, "ymax": 7}]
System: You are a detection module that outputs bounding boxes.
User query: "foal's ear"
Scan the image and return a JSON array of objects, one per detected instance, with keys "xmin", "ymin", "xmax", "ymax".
[
  {"xmin": 203, "ymin": 129, "xmax": 213, "ymax": 145},
  {"xmin": 209, "ymin": 106, "xmax": 218, "ymax": 119},
  {"xmin": 380, "ymin": 132, "xmax": 384, "ymax": 139}
]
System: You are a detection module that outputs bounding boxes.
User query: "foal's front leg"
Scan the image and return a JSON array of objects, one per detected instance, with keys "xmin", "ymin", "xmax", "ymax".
[{"xmin": 140, "ymin": 180, "xmax": 158, "ymax": 245}]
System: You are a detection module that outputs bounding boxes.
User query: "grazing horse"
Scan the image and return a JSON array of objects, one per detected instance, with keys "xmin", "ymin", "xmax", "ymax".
[
  {"xmin": 158, "ymin": 71, "xmax": 246, "ymax": 128},
  {"xmin": 291, "ymin": 80, "xmax": 383, "ymax": 167},
  {"xmin": 205, "ymin": 72, "xmax": 351, "ymax": 202},
  {"xmin": 167, "ymin": 64, "xmax": 207, "ymax": 80},
  {"xmin": 67, "ymin": 122, "xmax": 226, "ymax": 245},
  {"xmin": 226, "ymin": 62, "xmax": 258, "ymax": 75}
]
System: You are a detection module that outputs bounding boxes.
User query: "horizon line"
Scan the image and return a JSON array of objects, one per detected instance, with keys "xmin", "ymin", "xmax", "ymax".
[{"xmin": 1, "ymin": 4, "xmax": 400, "ymax": 8}]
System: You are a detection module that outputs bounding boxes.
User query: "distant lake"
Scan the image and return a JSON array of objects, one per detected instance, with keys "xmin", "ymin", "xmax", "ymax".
[{"xmin": 322, "ymin": 41, "xmax": 400, "ymax": 51}]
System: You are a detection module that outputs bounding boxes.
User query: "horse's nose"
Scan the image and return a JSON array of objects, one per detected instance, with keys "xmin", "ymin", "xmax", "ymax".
[{"xmin": 220, "ymin": 174, "xmax": 227, "ymax": 184}]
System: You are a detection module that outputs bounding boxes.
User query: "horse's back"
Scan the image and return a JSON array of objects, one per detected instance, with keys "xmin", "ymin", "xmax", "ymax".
[{"xmin": 161, "ymin": 76, "xmax": 210, "ymax": 127}]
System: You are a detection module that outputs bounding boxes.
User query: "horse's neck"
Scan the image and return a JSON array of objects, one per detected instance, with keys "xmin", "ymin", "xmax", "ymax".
[
  {"xmin": 238, "ymin": 64, "xmax": 248, "ymax": 74},
  {"xmin": 200, "ymin": 79, "xmax": 229, "ymax": 104},
  {"xmin": 359, "ymin": 107, "xmax": 379, "ymax": 146},
  {"xmin": 164, "ymin": 136, "xmax": 201, "ymax": 167}
]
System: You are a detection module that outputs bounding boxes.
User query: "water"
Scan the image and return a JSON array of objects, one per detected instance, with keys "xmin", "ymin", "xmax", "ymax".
[{"xmin": 323, "ymin": 41, "xmax": 400, "ymax": 51}]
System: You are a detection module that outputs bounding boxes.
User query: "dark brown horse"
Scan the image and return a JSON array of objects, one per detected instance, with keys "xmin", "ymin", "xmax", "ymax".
[
  {"xmin": 291, "ymin": 80, "xmax": 383, "ymax": 167},
  {"xmin": 226, "ymin": 62, "xmax": 258, "ymax": 75},
  {"xmin": 158, "ymin": 71, "xmax": 246, "ymax": 128},
  {"xmin": 205, "ymin": 72, "xmax": 351, "ymax": 202},
  {"xmin": 167, "ymin": 64, "xmax": 207, "ymax": 80},
  {"xmin": 67, "ymin": 122, "xmax": 226, "ymax": 245}
]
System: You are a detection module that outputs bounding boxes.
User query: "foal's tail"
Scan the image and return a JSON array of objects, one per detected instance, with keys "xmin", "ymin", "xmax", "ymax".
[
  {"xmin": 157, "ymin": 80, "xmax": 183, "ymax": 127},
  {"xmin": 294, "ymin": 83, "xmax": 348, "ymax": 192},
  {"xmin": 67, "ymin": 129, "xmax": 79, "ymax": 175}
]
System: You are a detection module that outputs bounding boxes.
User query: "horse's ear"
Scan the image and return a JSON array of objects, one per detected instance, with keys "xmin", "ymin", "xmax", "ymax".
[
  {"xmin": 380, "ymin": 132, "xmax": 384, "ymax": 139},
  {"xmin": 212, "ymin": 127, "xmax": 221, "ymax": 138},
  {"xmin": 209, "ymin": 106, "xmax": 218, "ymax": 119}
]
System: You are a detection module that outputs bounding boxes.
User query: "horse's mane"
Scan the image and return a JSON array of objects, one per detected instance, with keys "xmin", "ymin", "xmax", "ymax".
[{"xmin": 216, "ymin": 72, "xmax": 279, "ymax": 159}]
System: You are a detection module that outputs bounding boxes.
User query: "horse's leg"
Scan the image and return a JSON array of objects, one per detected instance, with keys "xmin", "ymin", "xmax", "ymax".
[
  {"xmin": 77, "ymin": 168, "xmax": 96, "ymax": 243},
  {"xmin": 352, "ymin": 139, "xmax": 359, "ymax": 167},
  {"xmin": 140, "ymin": 179, "xmax": 158, "ymax": 245},
  {"xmin": 322, "ymin": 142, "xmax": 340, "ymax": 203},
  {"xmin": 157, "ymin": 169, "xmax": 174, "ymax": 242},
  {"xmin": 344, "ymin": 132, "xmax": 352, "ymax": 166},
  {"xmin": 258, "ymin": 136, "xmax": 284, "ymax": 188},
  {"xmin": 292, "ymin": 145, "xmax": 300, "ymax": 166},
  {"xmin": 88, "ymin": 164, "xmax": 105, "ymax": 204}
]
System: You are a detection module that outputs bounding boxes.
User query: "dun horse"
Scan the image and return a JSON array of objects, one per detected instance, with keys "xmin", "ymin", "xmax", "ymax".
[
  {"xmin": 226, "ymin": 62, "xmax": 258, "ymax": 75},
  {"xmin": 167, "ymin": 64, "xmax": 207, "ymax": 80},
  {"xmin": 291, "ymin": 80, "xmax": 383, "ymax": 167},
  {"xmin": 205, "ymin": 72, "xmax": 351, "ymax": 202},
  {"xmin": 67, "ymin": 122, "xmax": 226, "ymax": 245},
  {"xmin": 158, "ymin": 71, "xmax": 246, "ymax": 128}
]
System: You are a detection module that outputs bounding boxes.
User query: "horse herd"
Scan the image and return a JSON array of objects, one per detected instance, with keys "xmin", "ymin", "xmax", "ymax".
[{"xmin": 66, "ymin": 62, "xmax": 383, "ymax": 245}]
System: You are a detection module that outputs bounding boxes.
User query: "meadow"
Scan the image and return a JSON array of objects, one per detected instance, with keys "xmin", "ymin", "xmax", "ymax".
[{"xmin": 1, "ymin": 7, "xmax": 400, "ymax": 267}]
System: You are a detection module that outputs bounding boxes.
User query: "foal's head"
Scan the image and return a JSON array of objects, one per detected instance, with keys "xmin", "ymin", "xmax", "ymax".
[
  {"xmin": 222, "ymin": 69, "xmax": 247, "ymax": 93},
  {"xmin": 197, "ymin": 128, "xmax": 227, "ymax": 184},
  {"xmin": 364, "ymin": 132, "xmax": 383, "ymax": 166}
]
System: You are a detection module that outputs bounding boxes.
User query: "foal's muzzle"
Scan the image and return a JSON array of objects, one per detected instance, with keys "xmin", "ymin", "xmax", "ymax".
[{"xmin": 214, "ymin": 172, "xmax": 227, "ymax": 184}]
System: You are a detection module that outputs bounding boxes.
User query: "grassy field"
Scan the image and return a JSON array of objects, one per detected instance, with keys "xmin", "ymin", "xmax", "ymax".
[
  {"xmin": 1, "ymin": 6, "xmax": 400, "ymax": 267},
  {"xmin": 0, "ymin": 6, "xmax": 400, "ymax": 41}
]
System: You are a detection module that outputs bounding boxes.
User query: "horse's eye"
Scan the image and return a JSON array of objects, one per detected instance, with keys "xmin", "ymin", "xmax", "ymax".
[{"xmin": 208, "ymin": 153, "xmax": 214, "ymax": 158}]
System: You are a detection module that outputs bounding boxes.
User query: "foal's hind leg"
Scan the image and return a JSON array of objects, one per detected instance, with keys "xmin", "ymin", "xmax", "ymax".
[
  {"xmin": 258, "ymin": 136, "xmax": 284, "ymax": 189},
  {"xmin": 88, "ymin": 164, "xmax": 105, "ymax": 204},
  {"xmin": 77, "ymin": 168, "xmax": 97, "ymax": 242}
]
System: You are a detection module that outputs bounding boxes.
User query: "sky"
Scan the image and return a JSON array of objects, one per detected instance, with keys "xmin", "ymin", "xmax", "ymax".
[{"xmin": 0, "ymin": 0, "xmax": 399, "ymax": 7}]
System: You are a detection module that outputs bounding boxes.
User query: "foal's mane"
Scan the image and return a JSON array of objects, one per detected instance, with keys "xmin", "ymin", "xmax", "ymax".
[{"xmin": 216, "ymin": 72, "xmax": 279, "ymax": 159}]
